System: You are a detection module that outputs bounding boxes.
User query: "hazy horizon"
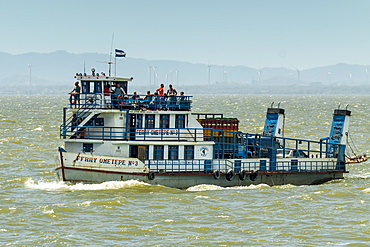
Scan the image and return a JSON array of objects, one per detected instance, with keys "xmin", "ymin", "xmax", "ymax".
[{"xmin": 2, "ymin": 1, "xmax": 370, "ymax": 69}]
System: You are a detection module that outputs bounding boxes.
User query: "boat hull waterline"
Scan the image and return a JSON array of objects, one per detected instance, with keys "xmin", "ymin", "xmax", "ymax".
[{"xmin": 56, "ymin": 152, "xmax": 345, "ymax": 188}]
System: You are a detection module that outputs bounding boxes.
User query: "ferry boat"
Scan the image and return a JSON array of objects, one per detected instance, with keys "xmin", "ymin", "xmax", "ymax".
[{"xmin": 56, "ymin": 68, "xmax": 351, "ymax": 188}]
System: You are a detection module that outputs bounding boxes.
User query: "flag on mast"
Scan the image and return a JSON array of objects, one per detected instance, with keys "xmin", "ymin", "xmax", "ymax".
[{"xmin": 115, "ymin": 49, "xmax": 126, "ymax": 57}]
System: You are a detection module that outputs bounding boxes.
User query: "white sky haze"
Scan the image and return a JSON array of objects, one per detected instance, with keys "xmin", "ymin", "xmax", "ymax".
[{"xmin": 1, "ymin": 0, "xmax": 370, "ymax": 69}]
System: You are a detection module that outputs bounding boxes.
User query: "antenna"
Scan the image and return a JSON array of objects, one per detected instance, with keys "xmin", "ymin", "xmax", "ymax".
[
  {"xmin": 109, "ymin": 33, "xmax": 114, "ymax": 76},
  {"xmin": 97, "ymin": 61, "xmax": 114, "ymax": 76}
]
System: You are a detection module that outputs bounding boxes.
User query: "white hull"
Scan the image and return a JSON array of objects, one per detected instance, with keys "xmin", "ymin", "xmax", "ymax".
[{"xmin": 56, "ymin": 151, "xmax": 345, "ymax": 189}]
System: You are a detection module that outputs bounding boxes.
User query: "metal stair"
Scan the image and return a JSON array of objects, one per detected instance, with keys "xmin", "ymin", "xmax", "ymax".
[{"xmin": 61, "ymin": 100, "xmax": 101, "ymax": 138}]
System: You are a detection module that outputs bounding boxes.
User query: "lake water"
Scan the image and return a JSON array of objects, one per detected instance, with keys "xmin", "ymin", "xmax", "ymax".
[{"xmin": 1, "ymin": 94, "xmax": 369, "ymax": 246}]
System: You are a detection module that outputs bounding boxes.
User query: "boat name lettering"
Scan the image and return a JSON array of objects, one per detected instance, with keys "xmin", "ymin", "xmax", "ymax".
[
  {"xmin": 99, "ymin": 158, "xmax": 138, "ymax": 166},
  {"xmin": 76, "ymin": 156, "xmax": 138, "ymax": 166},
  {"xmin": 136, "ymin": 129, "xmax": 179, "ymax": 136},
  {"xmin": 77, "ymin": 156, "xmax": 98, "ymax": 163}
]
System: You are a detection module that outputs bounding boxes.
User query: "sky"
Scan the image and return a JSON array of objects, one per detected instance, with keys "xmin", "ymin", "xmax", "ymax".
[{"xmin": 1, "ymin": 0, "xmax": 370, "ymax": 69}]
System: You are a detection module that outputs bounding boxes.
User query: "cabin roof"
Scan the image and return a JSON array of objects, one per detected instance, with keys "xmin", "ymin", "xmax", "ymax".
[{"xmin": 74, "ymin": 75, "xmax": 133, "ymax": 82}]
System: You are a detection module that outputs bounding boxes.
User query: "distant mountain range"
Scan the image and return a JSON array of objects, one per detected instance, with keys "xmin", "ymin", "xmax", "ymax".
[{"xmin": 0, "ymin": 50, "xmax": 369, "ymax": 94}]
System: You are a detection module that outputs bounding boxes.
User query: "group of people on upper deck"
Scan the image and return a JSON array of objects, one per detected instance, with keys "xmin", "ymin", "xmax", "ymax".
[
  {"xmin": 107, "ymin": 83, "xmax": 185, "ymax": 110},
  {"xmin": 69, "ymin": 81, "xmax": 187, "ymax": 110},
  {"xmin": 155, "ymin": 83, "xmax": 178, "ymax": 96}
]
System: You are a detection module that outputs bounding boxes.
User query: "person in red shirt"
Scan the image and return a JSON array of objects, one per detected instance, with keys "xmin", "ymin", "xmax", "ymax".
[
  {"xmin": 103, "ymin": 84, "xmax": 112, "ymax": 108},
  {"xmin": 156, "ymin": 83, "xmax": 165, "ymax": 95}
]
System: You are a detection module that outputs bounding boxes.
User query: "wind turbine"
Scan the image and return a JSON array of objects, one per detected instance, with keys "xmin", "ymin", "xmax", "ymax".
[
  {"xmin": 222, "ymin": 65, "xmax": 227, "ymax": 83},
  {"xmin": 28, "ymin": 64, "xmax": 33, "ymax": 86},
  {"xmin": 207, "ymin": 64, "xmax": 212, "ymax": 85},
  {"xmin": 291, "ymin": 65, "xmax": 306, "ymax": 85},
  {"xmin": 257, "ymin": 68, "xmax": 262, "ymax": 84},
  {"xmin": 148, "ymin": 66, "xmax": 153, "ymax": 85},
  {"xmin": 328, "ymin": 72, "xmax": 332, "ymax": 84},
  {"xmin": 152, "ymin": 66, "xmax": 158, "ymax": 85},
  {"xmin": 169, "ymin": 70, "xmax": 173, "ymax": 84},
  {"xmin": 291, "ymin": 66, "xmax": 300, "ymax": 85},
  {"xmin": 176, "ymin": 70, "xmax": 179, "ymax": 86}
]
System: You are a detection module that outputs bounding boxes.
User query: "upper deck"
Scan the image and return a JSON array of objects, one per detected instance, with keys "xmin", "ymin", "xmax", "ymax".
[{"xmin": 70, "ymin": 73, "xmax": 192, "ymax": 111}]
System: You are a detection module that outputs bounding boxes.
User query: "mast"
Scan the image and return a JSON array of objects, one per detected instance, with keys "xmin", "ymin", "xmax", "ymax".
[{"xmin": 110, "ymin": 33, "xmax": 114, "ymax": 76}]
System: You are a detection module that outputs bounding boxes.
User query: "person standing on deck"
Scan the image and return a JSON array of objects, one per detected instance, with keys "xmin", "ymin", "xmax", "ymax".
[
  {"xmin": 156, "ymin": 83, "xmax": 165, "ymax": 95},
  {"xmin": 167, "ymin": 84, "xmax": 177, "ymax": 96},
  {"xmin": 69, "ymin": 81, "xmax": 81, "ymax": 108},
  {"xmin": 103, "ymin": 84, "xmax": 113, "ymax": 108},
  {"xmin": 167, "ymin": 84, "xmax": 177, "ymax": 110},
  {"xmin": 113, "ymin": 83, "xmax": 126, "ymax": 105}
]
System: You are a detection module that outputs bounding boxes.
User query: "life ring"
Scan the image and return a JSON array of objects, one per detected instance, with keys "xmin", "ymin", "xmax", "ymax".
[
  {"xmin": 226, "ymin": 170, "xmax": 234, "ymax": 181},
  {"xmin": 213, "ymin": 170, "xmax": 220, "ymax": 180},
  {"xmin": 250, "ymin": 171, "xmax": 258, "ymax": 181},
  {"xmin": 239, "ymin": 170, "xmax": 247, "ymax": 181},
  {"xmin": 148, "ymin": 172, "xmax": 155, "ymax": 180}
]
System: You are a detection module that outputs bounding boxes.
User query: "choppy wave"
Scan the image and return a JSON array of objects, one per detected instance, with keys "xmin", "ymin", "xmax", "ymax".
[
  {"xmin": 186, "ymin": 183, "xmax": 270, "ymax": 191},
  {"xmin": 346, "ymin": 172, "xmax": 370, "ymax": 179},
  {"xmin": 0, "ymin": 118, "xmax": 18, "ymax": 123},
  {"xmin": 25, "ymin": 178, "xmax": 273, "ymax": 193},
  {"xmin": 2, "ymin": 95, "xmax": 370, "ymax": 246},
  {"xmin": 24, "ymin": 178, "xmax": 150, "ymax": 191}
]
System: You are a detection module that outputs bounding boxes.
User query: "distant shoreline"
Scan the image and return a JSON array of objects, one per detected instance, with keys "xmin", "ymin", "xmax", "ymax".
[{"xmin": 1, "ymin": 83, "xmax": 370, "ymax": 95}]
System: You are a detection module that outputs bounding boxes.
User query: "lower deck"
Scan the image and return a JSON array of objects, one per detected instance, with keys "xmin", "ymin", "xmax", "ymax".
[
  {"xmin": 56, "ymin": 165, "xmax": 345, "ymax": 189},
  {"xmin": 56, "ymin": 149, "xmax": 346, "ymax": 188}
]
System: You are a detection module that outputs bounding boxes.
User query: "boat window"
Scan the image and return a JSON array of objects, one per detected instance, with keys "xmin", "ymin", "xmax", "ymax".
[
  {"xmin": 94, "ymin": 118, "xmax": 104, "ymax": 126},
  {"xmin": 82, "ymin": 81, "xmax": 89, "ymax": 93},
  {"xmin": 184, "ymin": 145, "xmax": 194, "ymax": 160},
  {"xmin": 139, "ymin": 145, "xmax": 149, "ymax": 160},
  {"xmin": 103, "ymin": 82, "xmax": 111, "ymax": 89},
  {"xmin": 136, "ymin": 114, "xmax": 143, "ymax": 128},
  {"xmin": 154, "ymin": 145, "xmax": 164, "ymax": 160},
  {"xmin": 168, "ymin": 145, "xmax": 179, "ymax": 160},
  {"xmin": 145, "ymin": 114, "xmax": 155, "ymax": 129},
  {"xmin": 130, "ymin": 145, "xmax": 148, "ymax": 160},
  {"xmin": 95, "ymin": 81, "xmax": 102, "ymax": 93},
  {"xmin": 81, "ymin": 81, "xmax": 103, "ymax": 94},
  {"xmin": 160, "ymin": 114, "xmax": 170, "ymax": 128},
  {"xmin": 81, "ymin": 81, "xmax": 96, "ymax": 94},
  {"xmin": 175, "ymin": 114, "xmax": 186, "ymax": 128},
  {"xmin": 83, "ymin": 143, "xmax": 93, "ymax": 153}
]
